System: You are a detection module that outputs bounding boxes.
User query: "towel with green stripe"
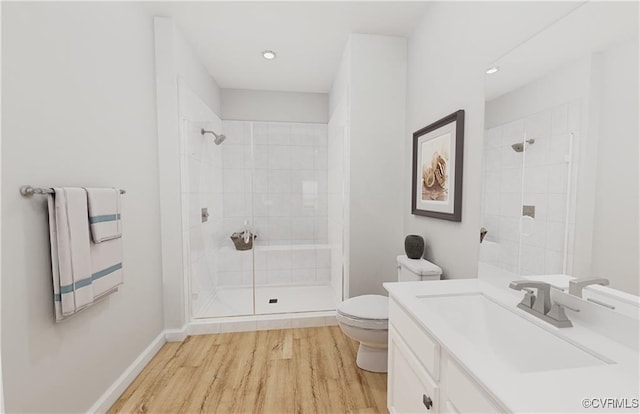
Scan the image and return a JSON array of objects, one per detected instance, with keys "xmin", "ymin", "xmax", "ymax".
[
  {"xmin": 47, "ymin": 188, "xmax": 124, "ymax": 321},
  {"xmin": 85, "ymin": 187, "xmax": 122, "ymax": 243},
  {"xmin": 50, "ymin": 188, "xmax": 95, "ymax": 317}
]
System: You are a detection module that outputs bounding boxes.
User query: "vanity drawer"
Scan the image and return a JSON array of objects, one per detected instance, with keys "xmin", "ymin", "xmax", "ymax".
[
  {"xmin": 389, "ymin": 298, "xmax": 440, "ymax": 379},
  {"xmin": 388, "ymin": 327, "xmax": 439, "ymax": 413}
]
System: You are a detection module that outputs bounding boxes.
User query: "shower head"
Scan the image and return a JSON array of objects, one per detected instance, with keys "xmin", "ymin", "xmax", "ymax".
[
  {"xmin": 511, "ymin": 138, "xmax": 535, "ymax": 153},
  {"xmin": 201, "ymin": 128, "xmax": 226, "ymax": 145}
]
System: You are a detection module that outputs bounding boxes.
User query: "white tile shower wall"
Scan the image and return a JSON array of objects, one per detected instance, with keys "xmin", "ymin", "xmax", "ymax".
[
  {"xmin": 481, "ymin": 100, "xmax": 580, "ymax": 275},
  {"xmin": 217, "ymin": 121, "xmax": 331, "ymax": 287}
]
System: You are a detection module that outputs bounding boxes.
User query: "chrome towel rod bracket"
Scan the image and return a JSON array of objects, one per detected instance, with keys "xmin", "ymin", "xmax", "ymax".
[{"xmin": 20, "ymin": 185, "xmax": 126, "ymax": 197}]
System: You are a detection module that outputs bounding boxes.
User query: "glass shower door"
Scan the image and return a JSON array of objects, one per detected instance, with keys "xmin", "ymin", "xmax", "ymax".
[
  {"xmin": 190, "ymin": 118, "xmax": 342, "ymax": 319},
  {"xmin": 250, "ymin": 121, "xmax": 337, "ymax": 315},
  {"xmin": 212, "ymin": 121, "xmax": 255, "ymax": 316},
  {"xmin": 190, "ymin": 119, "xmax": 255, "ymax": 318}
]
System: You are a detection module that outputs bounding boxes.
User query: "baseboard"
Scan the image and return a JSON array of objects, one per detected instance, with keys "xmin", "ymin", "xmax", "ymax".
[
  {"xmin": 87, "ymin": 331, "xmax": 166, "ymax": 414},
  {"xmin": 188, "ymin": 310, "xmax": 337, "ymax": 334},
  {"xmin": 165, "ymin": 325, "xmax": 188, "ymax": 342}
]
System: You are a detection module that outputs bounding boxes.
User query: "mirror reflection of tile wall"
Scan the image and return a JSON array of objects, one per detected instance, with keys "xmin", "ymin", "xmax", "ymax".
[
  {"xmin": 481, "ymin": 2, "xmax": 638, "ymax": 294},
  {"xmin": 481, "ymin": 100, "xmax": 580, "ymax": 276}
]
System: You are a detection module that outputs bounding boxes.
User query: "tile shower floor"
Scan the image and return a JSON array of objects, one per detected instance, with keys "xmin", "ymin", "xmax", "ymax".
[{"xmin": 193, "ymin": 284, "xmax": 338, "ymax": 318}]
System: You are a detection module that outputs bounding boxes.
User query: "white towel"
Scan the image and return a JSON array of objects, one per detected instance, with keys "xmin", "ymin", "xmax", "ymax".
[
  {"xmin": 47, "ymin": 195, "xmax": 64, "ymax": 320},
  {"xmin": 48, "ymin": 189, "xmax": 124, "ymax": 321},
  {"xmin": 52, "ymin": 188, "xmax": 94, "ymax": 317},
  {"xmin": 90, "ymin": 232, "xmax": 124, "ymax": 298},
  {"xmin": 85, "ymin": 188, "xmax": 122, "ymax": 243}
]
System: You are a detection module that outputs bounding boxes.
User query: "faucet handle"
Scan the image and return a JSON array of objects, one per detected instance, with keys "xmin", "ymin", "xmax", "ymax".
[
  {"xmin": 568, "ymin": 278, "xmax": 610, "ymax": 298},
  {"xmin": 510, "ymin": 280, "xmax": 573, "ymax": 328},
  {"xmin": 519, "ymin": 289, "xmax": 536, "ymax": 309},
  {"xmin": 510, "ymin": 280, "xmax": 551, "ymax": 315},
  {"xmin": 546, "ymin": 304, "xmax": 573, "ymax": 327}
]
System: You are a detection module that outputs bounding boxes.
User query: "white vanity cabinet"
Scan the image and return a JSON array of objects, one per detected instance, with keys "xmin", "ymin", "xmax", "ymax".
[
  {"xmin": 388, "ymin": 298, "xmax": 505, "ymax": 414},
  {"xmin": 388, "ymin": 327, "xmax": 439, "ymax": 413}
]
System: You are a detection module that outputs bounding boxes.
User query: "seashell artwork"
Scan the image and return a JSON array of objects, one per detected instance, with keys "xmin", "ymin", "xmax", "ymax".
[
  {"xmin": 421, "ymin": 137, "xmax": 450, "ymax": 201},
  {"xmin": 412, "ymin": 110, "xmax": 464, "ymax": 222}
]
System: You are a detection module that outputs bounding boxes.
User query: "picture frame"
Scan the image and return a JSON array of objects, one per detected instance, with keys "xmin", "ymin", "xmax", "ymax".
[{"xmin": 411, "ymin": 110, "xmax": 465, "ymax": 221}]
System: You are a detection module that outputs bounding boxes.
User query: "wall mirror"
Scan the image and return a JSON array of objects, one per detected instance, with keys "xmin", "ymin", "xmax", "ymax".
[{"xmin": 479, "ymin": 2, "xmax": 639, "ymax": 296}]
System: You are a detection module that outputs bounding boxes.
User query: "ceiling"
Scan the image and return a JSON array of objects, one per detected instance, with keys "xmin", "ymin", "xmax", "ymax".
[
  {"xmin": 143, "ymin": 1, "xmax": 430, "ymax": 93},
  {"xmin": 485, "ymin": 1, "xmax": 638, "ymax": 100}
]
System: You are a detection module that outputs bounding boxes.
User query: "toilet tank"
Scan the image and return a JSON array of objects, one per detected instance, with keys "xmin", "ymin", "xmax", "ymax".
[{"xmin": 396, "ymin": 255, "xmax": 442, "ymax": 282}]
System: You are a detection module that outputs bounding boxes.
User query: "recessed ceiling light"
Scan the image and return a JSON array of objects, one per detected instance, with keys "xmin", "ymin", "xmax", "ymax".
[
  {"xmin": 486, "ymin": 66, "xmax": 500, "ymax": 75},
  {"xmin": 262, "ymin": 50, "xmax": 276, "ymax": 60}
]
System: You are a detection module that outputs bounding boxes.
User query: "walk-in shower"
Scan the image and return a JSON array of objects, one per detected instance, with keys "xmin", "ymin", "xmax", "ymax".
[{"xmin": 183, "ymin": 114, "xmax": 345, "ymax": 319}]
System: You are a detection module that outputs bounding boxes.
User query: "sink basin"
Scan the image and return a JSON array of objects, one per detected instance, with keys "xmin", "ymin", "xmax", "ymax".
[{"xmin": 416, "ymin": 293, "xmax": 612, "ymax": 373}]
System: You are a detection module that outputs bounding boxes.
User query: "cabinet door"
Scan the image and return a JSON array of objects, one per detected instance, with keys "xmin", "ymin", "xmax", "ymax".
[
  {"xmin": 441, "ymin": 353, "xmax": 504, "ymax": 413},
  {"xmin": 388, "ymin": 328, "xmax": 439, "ymax": 414}
]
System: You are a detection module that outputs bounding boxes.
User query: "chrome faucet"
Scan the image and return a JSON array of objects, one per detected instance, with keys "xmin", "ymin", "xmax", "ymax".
[
  {"xmin": 509, "ymin": 280, "xmax": 572, "ymax": 328},
  {"xmin": 568, "ymin": 277, "xmax": 610, "ymax": 298}
]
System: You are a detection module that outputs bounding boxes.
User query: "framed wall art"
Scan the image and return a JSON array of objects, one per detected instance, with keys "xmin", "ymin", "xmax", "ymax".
[{"xmin": 411, "ymin": 110, "xmax": 465, "ymax": 221}]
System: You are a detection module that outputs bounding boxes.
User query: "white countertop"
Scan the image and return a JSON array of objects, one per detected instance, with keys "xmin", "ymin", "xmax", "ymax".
[{"xmin": 384, "ymin": 279, "xmax": 640, "ymax": 413}]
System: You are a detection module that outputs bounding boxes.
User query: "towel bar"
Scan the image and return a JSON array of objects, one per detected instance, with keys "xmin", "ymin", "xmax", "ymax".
[{"xmin": 20, "ymin": 185, "xmax": 126, "ymax": 197}]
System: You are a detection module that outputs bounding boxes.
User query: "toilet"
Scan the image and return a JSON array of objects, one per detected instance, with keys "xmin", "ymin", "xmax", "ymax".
[{"xmin": 336, "ymin": 255, "xmax": 442, "ymax": 373}]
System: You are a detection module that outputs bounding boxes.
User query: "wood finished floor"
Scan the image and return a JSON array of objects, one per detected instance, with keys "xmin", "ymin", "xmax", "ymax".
[{"xmin": 108, "ymin": 326, "xmax": 388, "ymax": 414}]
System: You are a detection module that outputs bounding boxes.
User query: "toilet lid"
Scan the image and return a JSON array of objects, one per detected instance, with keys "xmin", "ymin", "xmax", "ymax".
[{"xmin": 337, "ymin": 295, "xmax": 388, "ymax": 320}]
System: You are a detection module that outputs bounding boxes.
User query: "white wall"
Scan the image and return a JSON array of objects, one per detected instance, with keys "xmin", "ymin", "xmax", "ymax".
[
  {"xmin": 328, "ymin": 41, "xmax": 351, "ymax": 299},
  {"xmin": 154, "ymin": 17, "xmax": 222, "ymax": 330},
  {"xmin": 590, "ymin": 39, "xmax": 639, "ymax": 294},
  {"xmin": 175, "ymin": 33, "xmax": 221, "ymax": 116},
  {"xmin": 350, "ymin": 34, "xmax": 406, "ymax": 296},
  {"xmin": 404, "ymin": 2, "xmax": 585, "ymax": 280},
  {"xmin": 2, "ymin": 3, "xmax": 164, "ymax": 412},
  {"xmin": 0, "ymin": 2, "xmax": 4, "ymax": 409},
  {"xmin": 221, "ymin": 89, "xmax": 328, "ymax": 123},
  {"xmin": 328, "ymin": 99, "xmax": 348, "ymax": 302},
  {"xmin": 330, "ymin": 34, "xmax": 407, "ymax": 297},
  {"xmin": 404, "ymin": 3, "xmax": 486, "ymax": 279}
]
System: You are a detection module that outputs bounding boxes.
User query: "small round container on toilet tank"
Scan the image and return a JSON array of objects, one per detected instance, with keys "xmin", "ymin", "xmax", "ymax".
[{"xmin": 404, "ymin": 235, "xmax": 424, "ymax": 259}]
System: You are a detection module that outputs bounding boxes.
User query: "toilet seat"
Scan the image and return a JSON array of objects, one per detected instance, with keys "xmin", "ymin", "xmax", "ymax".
[
  {"xmin": 337, "ymin": 295, "xmax": 388, "ymax": 330},
  {"xmin": 337, "ymin": 313, "xmax": 388, "ymax": 330}
]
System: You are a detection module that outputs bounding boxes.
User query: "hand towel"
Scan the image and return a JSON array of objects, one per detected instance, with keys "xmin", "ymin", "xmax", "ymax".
[
  {"xmin": 85, "ymin": 187, "xmax": 122, "ymax": 243},
  {"xmin": 90, "ymin": 234, "xmax": 124, "ymax": 298},
  {"xmin": 53, "ymin": 188, "xmax": 94, "ymax": 316}
]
